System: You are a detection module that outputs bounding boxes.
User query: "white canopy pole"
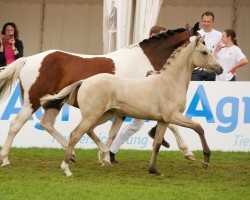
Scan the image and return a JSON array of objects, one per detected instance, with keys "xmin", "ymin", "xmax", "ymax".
[
  {"xmin": 232, "ymin": 0, "xmax": 242, "ymax": 30},
  {"xmin": 103, "ymin": 0, "xmax": 133, "ymax": 53},
  {"xmin": 133, "ymin": 0, "xmax": 163, "ymax": 43}
]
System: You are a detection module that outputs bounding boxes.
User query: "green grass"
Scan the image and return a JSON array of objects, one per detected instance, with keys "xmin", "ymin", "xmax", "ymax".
[{"xmin": 0, "ymin": 148, "xmax": 249, "ymax": 200}]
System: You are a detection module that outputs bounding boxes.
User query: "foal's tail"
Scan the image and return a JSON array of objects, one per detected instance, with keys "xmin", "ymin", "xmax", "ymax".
[
  {"xmin": 0, "ymin": 57, "xmax": 27, "ymax": 102},
  {"xmin": 40, "ymin": 80, "xmax": 84, "ymax": 110}
]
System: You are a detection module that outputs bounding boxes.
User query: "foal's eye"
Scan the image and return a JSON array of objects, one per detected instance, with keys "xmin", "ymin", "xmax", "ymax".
[{"xmin": 202, "ymin": 51, "xmax": 208, "ymax": 55}]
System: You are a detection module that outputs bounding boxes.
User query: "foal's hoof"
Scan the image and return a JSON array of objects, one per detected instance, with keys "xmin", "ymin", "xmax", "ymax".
[
  {"xmin": 70, "ymin": 154, "xmax": 76, "ymax": 163},
  {"xmin": 1, "ymin": 156, "xmax": 11, "ymax": 167},
  {"xmin": 64, "ymin": 171, "xmax": 74, "ymax": 177},
  {"xmin": 185, "ymin": 155, "xmax": 196, "ymax": 161},
  {"xmin": 202, "ymin": 161, "xmax": 209, "ymax": 169},
  {"xmin": 61, "ymin": 161, "xmax": 73, "ymax": 177},
  {"xmin": 102, "ymin": 160, "xmax": 112, "ymax": 167},
  {"xmin": 1, "ymin": 163, "xmax": 11, "ymax": 168},
  {"xmin": 1, "ymin": 160, "xmax": 11, "ymax": 168},
  {"xmin": 148, "ymin": 168, "xmax": 164, "ymax": 176},
  {"xmin": 98, "ymin": 151, "xmax": 104, "ymax": 164}
]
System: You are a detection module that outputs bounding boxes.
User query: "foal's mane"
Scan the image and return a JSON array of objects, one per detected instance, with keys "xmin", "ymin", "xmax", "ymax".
[
  {"xmin": 139, "ymin": 28, "xmax": 186, "ymax": 45},
  {"xmin": 160, "ymin": 42, "xmax": 190, "ymax": 72}
]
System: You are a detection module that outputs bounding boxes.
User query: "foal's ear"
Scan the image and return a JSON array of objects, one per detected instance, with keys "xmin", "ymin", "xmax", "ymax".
[
  {"xmin": 195, "ymin": 36, "xmax": 201, "ymax": 45},
  {"xmin": 195, "ymin": 35, "xmax": 205, "ymax": 46},
  {"xmin": 200, "ymin": 35, "xmax": 205, "ymax": 44}
]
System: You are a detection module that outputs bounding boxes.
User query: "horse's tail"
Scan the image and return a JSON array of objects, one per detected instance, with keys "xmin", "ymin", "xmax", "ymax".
[
  {"xmin": 40, "ymin": 80, "xmax": 84, "ymax": 110},
  {"xmin": 0, "ymin": 57, "xmax": 27, "ymax": 102}
]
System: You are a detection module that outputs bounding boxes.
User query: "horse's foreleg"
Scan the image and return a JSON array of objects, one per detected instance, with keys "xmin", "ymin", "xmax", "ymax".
[
  {"xmin": 1, "ymin": 105, "xmax": 33, "ymax": 167},
  {"xmin": 105, "ymin": 114, "xmax": 125, "ymax": 148},
  {"xmin": 168, "ymin": 124, "xmax": 196, "ymax": 161},
  {"xmin": 170, "ymin": 113, "xmax": 210, "ymax": 169},
  {"xmin": 148, "ymin": 122, "xmax": 168, "ymax": 176},
  {"xmin": 40, "ymin": 108, "xmax": 76, "ymax": 162}
]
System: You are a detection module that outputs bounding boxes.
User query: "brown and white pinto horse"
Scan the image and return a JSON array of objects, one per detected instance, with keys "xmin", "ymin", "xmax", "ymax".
[
  {"xmin": 40, "ymin": 37, "xmax": 223, "ymax": 176},
  {"xmin": 0, "ymin": 24, "xmax": 199, "ymax": 167}
]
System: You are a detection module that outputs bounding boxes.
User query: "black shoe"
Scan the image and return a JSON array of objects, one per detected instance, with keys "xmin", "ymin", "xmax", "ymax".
[
  {"xmin": 109, "ymin": 151, "xmax": 119, "ymax": 164},
  {"xmin": 148, "ymin": 125, "xmax": 157, "ymax": 139},
  {"xmin": 148, "ymin": 125, "xmax": 170, "ymax": 148},
  {"xmin": 161, "ymin": 139, "xmax": 170, "ymax": 148}
]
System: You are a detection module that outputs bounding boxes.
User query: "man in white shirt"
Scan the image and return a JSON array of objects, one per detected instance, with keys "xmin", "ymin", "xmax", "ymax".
[{"xmin": 191, "ymin": 11, "xmax": 222, "ymax": 81}]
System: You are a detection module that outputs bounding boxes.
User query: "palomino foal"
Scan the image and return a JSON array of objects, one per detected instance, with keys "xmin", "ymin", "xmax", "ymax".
[
  {"xmin": 41, "ymin": 37, "xmax": 223, "ymax": 176},
  {"xmin": 0, "ymin": 25, "xmax": 199, "ymax": 167}
]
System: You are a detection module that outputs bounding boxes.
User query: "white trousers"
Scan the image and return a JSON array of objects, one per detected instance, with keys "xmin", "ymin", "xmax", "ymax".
[{"xmin": 109, "ymin": 118, "xmax": 145, "ymax": 153}]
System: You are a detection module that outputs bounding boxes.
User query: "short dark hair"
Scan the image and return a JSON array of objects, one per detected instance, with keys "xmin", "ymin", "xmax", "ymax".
[
  {"xmin": 149, "ymin": 25, "xmax": 166, "ymax": 36},
  {"xmin": 201, "ymin": 11, "xmax": 215, "ymax": 21},
  {"xmin": 1, "ymin": 22, "xmax": 19, "ymax": 39}
]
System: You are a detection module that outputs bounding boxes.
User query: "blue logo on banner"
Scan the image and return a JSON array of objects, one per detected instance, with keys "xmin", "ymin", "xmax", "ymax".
[
  {"xmin": 1, "ymin": 84, "xmax": 250, "ymax": 133},
  {"xmin": 0, "ymin": 83, "xmax": 69, "ymax": 130},
  {"xmin": 185, "ymin": 85, "xmax": 250, "ymax": 133}
]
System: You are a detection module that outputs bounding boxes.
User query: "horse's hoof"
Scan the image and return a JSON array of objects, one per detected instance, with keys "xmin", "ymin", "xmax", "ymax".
[
  {"xmin": 66, "ymin": 172, "xmax": 74, "ymax": 177},
  {"xmin": 98, "ymin": 151, "xmax": 104, "ymax": 164},
  {"xmin": 185, "ymin": 155, "xmax": 196, "ymax": 161},
  {"xmin": 149, "ymin": 168, "xmax": 164, "ymax": 176},
  {"xmin": 70, "ymin": 154, "xmax": 76, "ymax": 163},
  {"xmin": 1, "ymin": 156, "xmax": 10, "ymax": 167},
  {"xmin": 156, "ymin": 172, "xmax": 164, "ymax": 176},
  {"xmin": 202, "ymin": 161, "xmax": 209, "ymax": 169},
  {"xmin": 1, "ymin": 161, "xmax": 11, "ymax": 168},
  {"xmin": 61, "ymin": 161, "xmax": 73, "ymax": 177},
  {"xmin": 1, "ymin": 163, "xmax": 11, "ymax": 168},
  {"xmin": 102, "ymin": 160, "xmax": 112, "ymax": 167}
]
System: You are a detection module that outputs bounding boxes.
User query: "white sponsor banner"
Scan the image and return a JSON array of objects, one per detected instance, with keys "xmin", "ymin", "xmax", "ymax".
[{"xmin": 0, "ymin": 82, "xmax": 250, "ymax": 152}]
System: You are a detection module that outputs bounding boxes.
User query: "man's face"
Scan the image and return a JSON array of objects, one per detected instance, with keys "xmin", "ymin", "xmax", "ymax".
[{"xmin": 201, "ymin": 15, "xmax": 214, "ymax": 32}]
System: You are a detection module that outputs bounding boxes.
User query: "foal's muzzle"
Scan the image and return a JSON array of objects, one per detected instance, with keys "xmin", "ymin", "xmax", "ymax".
[{"xmin": 215, "ymin": 64, "xmax": 223, "ymax": 75}]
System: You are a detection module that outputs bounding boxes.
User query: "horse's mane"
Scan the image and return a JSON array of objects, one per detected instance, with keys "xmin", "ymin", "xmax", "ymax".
[
  {"xmin": 160, "ymin": 42, "xmax": 190, "ymax": 72},
  {"xmin": 139, "ymin": 28, "xmax": 186, "ymax": 45}
]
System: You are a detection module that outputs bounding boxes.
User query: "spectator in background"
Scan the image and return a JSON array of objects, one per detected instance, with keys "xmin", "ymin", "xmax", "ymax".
[
  {"xmin": 0, "ymin": 22, "xmax": 24, "ymax": 70},
  {"xmin": 214, "ymin": 29, "xmax": 248, "ymax": 81},
  {"xmin": 149, "ymin": 25, "xmax": 166, "ymax": 37},
  {"xmin": 191, "ymin": 11, "xmax": 222, "ymax": 81}
]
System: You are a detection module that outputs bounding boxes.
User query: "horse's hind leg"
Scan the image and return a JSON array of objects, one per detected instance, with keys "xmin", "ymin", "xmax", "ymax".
[
  {"xmin": 87, "ymin": 129, "xmax": 111, "ymax": 167},
  {"xmin": 170, "ymin": 113, "xmax": 211, "ymax": 169},
  {"xmin": 40, "ymin": 108, "xmax": 76, "ymax": 162},
  {"xmin": 86, "ymin": 111, "xmax": 115, "ymax": 164},
  {"xmin": 148, "ymin": 122, "xmax": 168, "ymax": 176},
  {"xmin": 1, "ymin": 104, "xmax": 33, "ymax": 167},
  {"xmin": 61, "ymin": 118, "xmax": 96, "ymax": 177},
  {"xmin": 168, "ymin": 124, "xmax": 196, "ymax": 161}
]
